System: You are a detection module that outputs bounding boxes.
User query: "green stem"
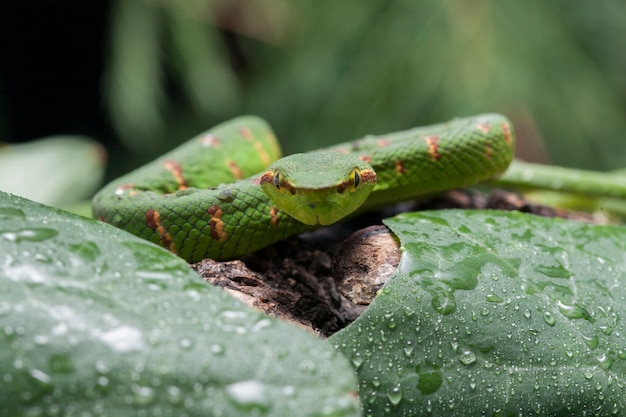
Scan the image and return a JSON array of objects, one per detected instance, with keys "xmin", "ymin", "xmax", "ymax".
[{"xmin": 493, "ymin": 160, "xmax": 626, "ymax": 200}]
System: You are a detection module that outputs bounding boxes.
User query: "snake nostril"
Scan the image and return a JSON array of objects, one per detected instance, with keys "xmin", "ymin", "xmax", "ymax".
[{"xmin": 308, "ymin": 203, "xmax": 316, "ymax": 209}]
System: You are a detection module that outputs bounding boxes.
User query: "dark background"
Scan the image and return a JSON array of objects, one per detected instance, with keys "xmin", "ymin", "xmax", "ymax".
[
  {"xmin": 2, "ymin": 0, "xmax": 625, "ymax": 183},
  {"xmin": 0, "ymin": 1, "xmax": 113, "ymax": 142}
]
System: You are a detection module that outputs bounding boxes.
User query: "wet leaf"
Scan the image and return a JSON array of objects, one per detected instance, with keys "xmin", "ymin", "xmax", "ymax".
[
  {"xmin": 332, "ymin": 210, "xmax": 626, "ymax": 416},
  {"xmin": 0, "ymin": 191, "xmax": 360, "ymax": 417},
  {"xmin": 0, "ymin": 136, "xmax": 105, "ymax": 208}
]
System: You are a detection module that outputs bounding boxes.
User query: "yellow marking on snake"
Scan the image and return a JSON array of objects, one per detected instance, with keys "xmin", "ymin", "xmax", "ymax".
[
  {"xmin": 227, "ymin": 161, "xmax": 244, "ymax": 180},
  {"xmin": 241, "ymin": 126, "xmax": 273, "ymax": 165},
  {"xmin": 485, "ymin": 144, "xmax": 493, "ymax": 159},
  {"xmin": 146, "ymin": 209, "xmax": 177, "ymax": 254},
  {"xmin": 425, "ymin": 136, "xmax": 441, "ymax": 161},
  {"xmin": 163, "ymin": 160, "xmax": 188, "ymax": 190},
  {"xmin": 201, "ymin": 133, "xmax": 220, "ymax": 147},
  {"xmin": 502, "ymin": 122, "xmax": 513, "ymax": 146},
  {"xmin": 476, "ymin": 123, "xmax": 491, "ymax": 133},
  {"xmin": 115, "ymin": 184, "xmax": 136, "ymax": 196},
  {"xmin": 240, "ymin": 127, "xmax": 254, "ymax": 141},
  {"xmin": 207, "ymin": 205, "xmax": 228, "ymax": 241},
  {"xmin": 360, "ymin": 170, "xmax": 377, "ymax": 183},
  {"xmin": 254, "ymin": 141, "xmax": 271, "ymax": 165},
  {"xmin": 270, "ymin": 206, "xmax": 280, "ymax": 227},
  {"xmin": 377, "ymin": 138, "xmax": 391, "ymax": 147},
  {"xmin": 395, "ymin": 159, "xmax": 406, "ymax": 174}
]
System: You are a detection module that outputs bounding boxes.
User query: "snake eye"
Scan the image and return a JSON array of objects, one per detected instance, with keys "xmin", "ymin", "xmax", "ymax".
[
  {"xmin": 349, "ymin": 168, "xmax": 361, "ymax": 192},
  {"xmin": 273, "ymin": 171, "xmax": 281, "ymax": 190}
]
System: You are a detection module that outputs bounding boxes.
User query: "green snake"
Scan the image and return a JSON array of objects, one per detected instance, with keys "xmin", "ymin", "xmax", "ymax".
[{"xmin": 92, "ymin": 114, "xmax": 514, "ymax": 262}]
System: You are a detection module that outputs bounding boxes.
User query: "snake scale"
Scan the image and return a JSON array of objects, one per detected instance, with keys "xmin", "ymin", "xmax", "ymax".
[{"xmin": 92, "ymin": 114, "xmax": 514, "ymax": 262}]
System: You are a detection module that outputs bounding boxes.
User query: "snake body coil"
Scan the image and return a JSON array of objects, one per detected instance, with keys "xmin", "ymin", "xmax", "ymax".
[{"xmin": 92, "ymin": 114, "xmax": 514, "ymax": 262}]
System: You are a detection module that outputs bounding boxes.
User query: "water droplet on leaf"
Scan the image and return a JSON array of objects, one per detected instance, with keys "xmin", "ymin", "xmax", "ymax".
[
  {"xmin": 458, "ymin": 350, "xmax": 477, "ymax": 366},
  {"xmin": 582, "ymin": 335, "xmax": 599, "ymax": 350},
  {"xmin": 543, "ymin": 311, "xmax": 556, "ymax": 326},
  {"xmin": 225, "ymin": 380, "xmax": 270, "ymax": 411},
  {"xmin": 387, "ymin": 385, "xmax": 402, "ymax": 406},
  {"xmin": 416, "ymin": 366, "xmax": 442, "ymax": 395},
  {"xmin": 0, "ymin": 228, "xmax": 58, "ymax": 243},
  {"xmin": 210, "ymin": 343, "xmax": 224, "ymax": 355},
  {"xmin": 431, "ymin": 291, "xmax": 456, "ymax": 315},
  {"xmin": 0, "ymin": 207, "xmax": 26, "ymax": 219},
  {"xmin": 556, "ymin": 300, "xmax": 594, "ymax": 322},
  {"xmin": 486, "ymin": 294, "xmax": 503, "ymax": 303}
]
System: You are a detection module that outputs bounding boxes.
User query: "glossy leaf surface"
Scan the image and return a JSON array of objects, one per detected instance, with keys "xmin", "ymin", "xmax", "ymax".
[
  {"xmin": 0, "ymin": 191, "xmax": 360, "ymax": 417},
  {"xmin": 332, "ymin": 210, "xmax": 626, "ymax": 416}
]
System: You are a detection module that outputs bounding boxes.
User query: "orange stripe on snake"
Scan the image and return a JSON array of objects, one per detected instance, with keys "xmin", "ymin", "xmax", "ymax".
[
  {"xmin": 377, "ymin": 138, "xmax": 391, "ymax": 147},
  {"xmin": 227, "ymin": 161, "xmax": 244, "ymax": 180},
  {"xmin": 254, "ymin": 141, "xmax": 271, "ymax": 166},
  {"xmin": 240, "ymin": 127, "xmax": 254, "ymax": 141},
  {"xmin": 395, "ymin": 159, "xmax": 406, "ymax": 174},
  {"xmin": 200, "ymin": 133, "xmax": 220, "ymax": 147},
  {"xmin": 485, "ymin": 144, "xmax": 493, "ymax": 159},
  {"xmin": 270, "ymin": 207, "xmax": 280, "ymax": 227},
  {"xmin": 502, "ymin": 122, "xmax": 513, "ymax": 146},
  {"xmin": 425, "ymin": 136, "xmax": 441, "ymax": 161},
  {"xmin": 146, "ymin": 209, "xmax": 177, "ymax": 254},
  {"xmin": 163, "ymin": 160, "xmax": 188, "ymax": 190},
  {"xmin": 241, "ymin": 126, "xmax": 272, "ymax": 165},
  {"xmin": 476, "ymin": 123, "xmax": 491, "ymax": 133},
  {"xmin": 359, "ymin": 169, "xmax": 377, "ymax": 184},
  {"xmin": 114, "ymin": 183, "xmax": 137, "ymax": 197},
  {"xmin": 207, "ymin": 205, "xmax": 228, "ymax": 241}
]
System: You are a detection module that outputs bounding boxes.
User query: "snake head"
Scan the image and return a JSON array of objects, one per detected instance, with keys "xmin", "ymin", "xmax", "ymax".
[{"xmin": 260, "ymin": 151, "xmax": 376, "ymax": 226}]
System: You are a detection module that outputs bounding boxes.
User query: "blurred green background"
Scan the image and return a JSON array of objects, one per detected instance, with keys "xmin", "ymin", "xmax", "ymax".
[{"xmin": 1, "ymin": 0, "xmax": 625, "ymax": 206}]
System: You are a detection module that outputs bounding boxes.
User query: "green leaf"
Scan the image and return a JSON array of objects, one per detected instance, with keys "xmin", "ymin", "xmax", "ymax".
[
  {"xmin": 331, "ymin": 210, "xmax": 626, "ymax": 416},
  {"xmin": 0, "ymin": 136, "xmax": 105, "ymax": 208},
  {"xmin": 0, "ymin": 191, "xmax": 360, "ymax": 417}
]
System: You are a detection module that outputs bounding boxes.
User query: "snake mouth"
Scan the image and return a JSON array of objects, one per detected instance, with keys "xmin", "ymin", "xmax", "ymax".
[{"xmin": 294, "ymin": 200, "xmax": 349, "ymax": 226}]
